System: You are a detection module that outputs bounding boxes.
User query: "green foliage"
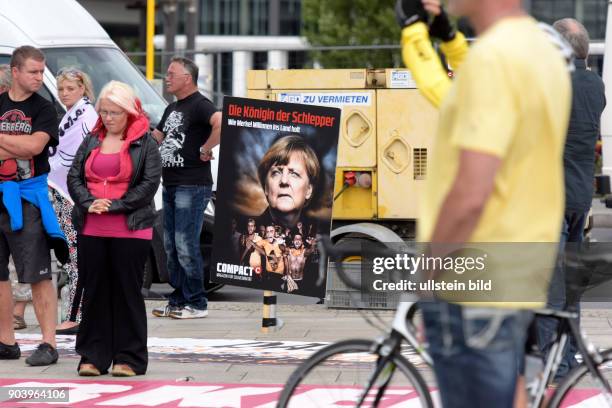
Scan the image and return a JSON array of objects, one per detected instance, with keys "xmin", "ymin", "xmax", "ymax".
[{"xmin": 302, "ymin": 0, "xmax": 401, "ymax": 69}]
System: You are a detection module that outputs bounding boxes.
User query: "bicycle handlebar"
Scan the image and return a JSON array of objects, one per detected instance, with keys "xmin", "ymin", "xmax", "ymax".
[{"xmin": 317, "ymin": 236, "xmax": 416, "ymax": 291}]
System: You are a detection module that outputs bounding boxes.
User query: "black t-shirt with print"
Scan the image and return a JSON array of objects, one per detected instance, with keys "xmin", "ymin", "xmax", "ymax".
[
  {"xmin": 0, "ymin": 92, "xmax": 58, "ymax": 181},
  {"xmin": 156, "ymin": 91, "xmax": 217, "ymax": 186}
]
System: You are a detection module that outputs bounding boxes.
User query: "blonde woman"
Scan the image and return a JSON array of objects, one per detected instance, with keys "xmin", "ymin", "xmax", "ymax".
[
  {"xmin": 68, "ymin": 81, "xmax": 161, "ymax": 377},
  {"xmin": 49, "ymin": 67, "xmax": 98, "ymax": 335}
]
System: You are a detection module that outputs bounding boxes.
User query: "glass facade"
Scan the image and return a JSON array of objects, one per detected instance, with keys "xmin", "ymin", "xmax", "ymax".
[
  {"xmin": 528, "ymin": 0, "xmax": 607, "ymax": 75},
  {"xmin": 529, "ymin": 0, "xmax": 607, "ymax": 39},
  {"xmin": 176, "ymin": 0, "xmax": 612, "ymax": 101},
  {"xmin": 198, "ymin": 0, "xmax": 301, "ymax": 36},
  {"xmin": 190, "ymin": 0, "xmax": 302, "ymax": 102}
]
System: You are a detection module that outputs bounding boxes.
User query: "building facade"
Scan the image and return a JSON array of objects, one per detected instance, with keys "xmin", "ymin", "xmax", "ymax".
[
  {"xmin": 528, "ymin": 0, "xmax": 606, "ymax": 39},
  {"xmin": 527, "ymin": 0, "xmax": 607, "ymax": 74},
  {"xmin": 193, "ymin": 0, "xmax": 304, "ymax": 100},
  {"xmin": 78, "ymin": 0, "xmax": 608, "ymax": 101},
  {"xmin": 77, "ymin": 0, "xmax": 303, "ymax": 102},
  {"xmin": 199, "ymin": 0, "xmax": 300, "ymax": 36}
]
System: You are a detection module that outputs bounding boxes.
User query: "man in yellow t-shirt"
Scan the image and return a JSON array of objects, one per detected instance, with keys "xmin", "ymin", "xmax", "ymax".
[{"xmin": 395, "ymin": 0, "xmax": 571, "ymax": 407}]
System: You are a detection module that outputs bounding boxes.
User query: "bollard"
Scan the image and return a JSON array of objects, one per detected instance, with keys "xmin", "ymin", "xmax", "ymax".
[
  {"xmin": 261, "ymin": 290, "xmax": 283, "ymax": 333},
  {"xmin": 595, "ymin": 175, "xmax": 611, "ymax": 195}
]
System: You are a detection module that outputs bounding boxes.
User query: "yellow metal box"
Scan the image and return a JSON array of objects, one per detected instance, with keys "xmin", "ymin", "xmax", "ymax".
[{"xmin": 246, "ymin": 68, "xmax": 437, "ymax": 223}]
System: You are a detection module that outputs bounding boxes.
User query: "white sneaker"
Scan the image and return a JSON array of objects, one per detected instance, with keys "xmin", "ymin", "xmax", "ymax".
[
  {"xmin": 152, "ymin": 304, "xmax": 181, "ymax": 317},
  {"xmin": 169, "ymin": 306, "xmax": 208, "ymax": 319}
]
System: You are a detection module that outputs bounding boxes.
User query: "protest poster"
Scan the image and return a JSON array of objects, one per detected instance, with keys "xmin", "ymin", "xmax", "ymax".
[{"xmin": 211, "ymin": 96, "xmax": 341, "ymax": 298}]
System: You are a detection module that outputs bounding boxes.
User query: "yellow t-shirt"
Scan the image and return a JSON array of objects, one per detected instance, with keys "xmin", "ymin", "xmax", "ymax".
[
  {"xmin": 418, "ymin": 17, "xmax": 571, "ymax": 243},
  {"xmin": 417, "ymin": 17, "xmax": 571, "ymax": 306}
]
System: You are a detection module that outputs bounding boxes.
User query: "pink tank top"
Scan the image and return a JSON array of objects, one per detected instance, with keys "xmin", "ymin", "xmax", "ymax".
[{"xmin": 82, "ymin": 152, "xmax": 153, "ymax": 240}]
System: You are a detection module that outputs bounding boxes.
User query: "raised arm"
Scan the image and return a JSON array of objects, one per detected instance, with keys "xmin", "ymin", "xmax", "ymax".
[{"xmin": 396, "ymin": 0, "xmax": 469, "ymax": 108}]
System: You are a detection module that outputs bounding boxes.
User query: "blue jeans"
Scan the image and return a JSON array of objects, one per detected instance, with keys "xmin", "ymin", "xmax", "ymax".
[
  {"xmin": 537, "ymin": 211, "xmax": 587, "ymax": 379},
  {"xmin": 421, "ymin": 301, "xmax": 532, "ymax": 408},
  {"xmin": 163, "ymin": 185, "xmax": 212, "ymax": 310}
]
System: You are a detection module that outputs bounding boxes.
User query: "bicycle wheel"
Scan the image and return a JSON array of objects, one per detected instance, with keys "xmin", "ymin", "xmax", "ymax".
[
  {"xmin": 549, "ymin": 348, "xmax": 612, "ymax": 407},
  {"xmin": 277, "ymin": 338, "xmax": 433, "ymax": 408}
]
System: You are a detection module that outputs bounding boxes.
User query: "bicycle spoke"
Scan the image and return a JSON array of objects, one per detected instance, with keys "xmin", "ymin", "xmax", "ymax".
[{"xmin": 279, "ymin": 340, "xmax": 432, "ymax": 407}]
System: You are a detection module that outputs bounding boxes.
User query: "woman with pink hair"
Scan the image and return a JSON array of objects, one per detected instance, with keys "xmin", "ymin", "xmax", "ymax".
[{"xmin": 67, "ymin": 81, "xmax": 161, "ymax": 377}]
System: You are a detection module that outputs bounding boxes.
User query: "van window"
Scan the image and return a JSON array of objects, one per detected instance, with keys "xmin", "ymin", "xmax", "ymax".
[
  {"xmin": 37, "ymin": 85, "xmax": 66, "ymax": 120},
  {"xmin": 43, "ymin": 47, "xmax": 166, "ymax": 127}
]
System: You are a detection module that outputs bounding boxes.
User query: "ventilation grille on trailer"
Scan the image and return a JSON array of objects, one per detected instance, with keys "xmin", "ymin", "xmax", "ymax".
[{"xmin": 413, "ymin": 148, "xmax": 427, "ymax": 180}]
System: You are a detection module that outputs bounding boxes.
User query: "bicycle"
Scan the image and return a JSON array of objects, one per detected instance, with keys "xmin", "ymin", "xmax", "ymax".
[
  {"xmin": 276, "ymin": 238, "xmax": 612, "ymax": 408},
  {"xmin": 277, "ymin": 297, "xmax": 433, "ymax": 407},
  {"xmin": 276, "ymin": 239, "xmax": 433, "ymax": 407}
]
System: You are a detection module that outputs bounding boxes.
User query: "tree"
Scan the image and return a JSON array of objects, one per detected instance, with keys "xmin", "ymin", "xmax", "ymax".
[{"xmin": 302, "ymin": 0, "xmax": 401, "ymax": 69}]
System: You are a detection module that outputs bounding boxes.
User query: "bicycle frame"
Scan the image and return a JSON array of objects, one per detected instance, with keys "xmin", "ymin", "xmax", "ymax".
[
  {"xmin": 529, "ymin": 309, "xmax": 575, "ymax": 407},
  {"xmin": 377, "ymin": 303, "xmax": 612, "ymax": 408},
  {"xmin": 316, "ymin": 237, "xmax": 612, "ymax": 407},
  {"xmin": 390, "ymin": 299, "xmax": 433, "ymax": 366},
  {"xmin": 352, "ymin": 297, "xmax": 433, "ymax": 407},
  {"xmin": 556, "ymin": 309, "xmax": 610, "ymax": 400},
  {"xmin": 523, "ymin": 307, "xmax": 612, "ymax": 407}
]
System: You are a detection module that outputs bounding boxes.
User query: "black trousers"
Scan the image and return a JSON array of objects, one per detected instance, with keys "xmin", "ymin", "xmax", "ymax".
[{"xmin": 75, "ymin": 235, "xmax": 150, "ymax": 374}]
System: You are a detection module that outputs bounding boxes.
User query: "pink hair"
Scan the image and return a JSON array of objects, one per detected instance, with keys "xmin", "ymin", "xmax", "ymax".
[
  {"xmin": 92, "ymin": 81, "xmax": 147, "ymax": 140},
  {"xmin": 95, "ymin": 80, "xmax": 140, "ymax": 116}
]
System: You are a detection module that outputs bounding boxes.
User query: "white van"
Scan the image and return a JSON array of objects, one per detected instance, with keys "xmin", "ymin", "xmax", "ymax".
[
  {"xmin": 0, "ymin": 0, "xmax": 221, "ymax": 294},
  {"xmin": 0, "ymin": 0, "xmax": 166, "ymax": 126}
]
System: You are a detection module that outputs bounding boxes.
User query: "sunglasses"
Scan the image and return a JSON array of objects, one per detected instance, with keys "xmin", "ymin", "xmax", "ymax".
[{"xmin": 57, "ymin": 67, "xmax": 84, "ymax": 81}]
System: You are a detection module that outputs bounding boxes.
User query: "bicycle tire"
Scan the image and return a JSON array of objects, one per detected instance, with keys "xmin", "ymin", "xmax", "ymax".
[
  {"xmin": 549, "ymin": 348, "xmax": 612, "ymax": 407},
  {"xmin": 276, "ymin": 338, "xmax": 433, "ymax": 408}
]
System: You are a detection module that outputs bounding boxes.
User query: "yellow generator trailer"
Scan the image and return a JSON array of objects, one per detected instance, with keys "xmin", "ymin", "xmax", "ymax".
[{"xmin": 247, "ymin": 68, "xmax": 438, "ymax": 307}]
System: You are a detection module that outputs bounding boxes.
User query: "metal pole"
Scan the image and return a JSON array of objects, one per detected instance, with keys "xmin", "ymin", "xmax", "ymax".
[
  {"xmin": 213, "ymin": 0, "xmax": 220, "ymax": 35},
  {"xmin": 146, "ymin": 0, "xmax": 155, "ymax": 80},
  {"xmin": 575, "ymin": 0, "xmax": 584, "ymax": 23},
  {"xmin": 186, "ymin": 0, "xmax": 198, "ymax": 61},
  {"xmin": 239, "ymin": 0, "xmax": 249, "ymax": 35},
  {"xmin": 215, "ymin": 52, "xmax": 222, "ymax": 106},
  {"xmin": 600, "ymin": 0, "xmax": 612, "ymax": 177},
  {"xmin": 261, "ymin": 290, "xmax": 283, "ymax": 333},
  {"xmin": 163, "ymin": 0, "xmax": 178, "ymax": 100},
  {"xmin": 269, "ymin": 0, "xmax": 280, "ymax": 36},
  {"xmin": 232, "ymin": 51, "xmax": 252, "ymax": 97},
  {"xmin": 140, "ymin": 7, "xmax": 147, "ymax": 69}
]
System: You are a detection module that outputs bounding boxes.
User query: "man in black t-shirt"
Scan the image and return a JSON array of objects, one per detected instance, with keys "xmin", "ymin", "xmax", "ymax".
[
  {"xmin": 152, "ymin": 57, "xmax": 221, "ymax": 320},
  {"xmin": 0, "ymin": 46, "xmax": 60, "ymax": 366},
  {"xmin": 537, "ymin": 18, "xmax": 607, "ymax": 382}
]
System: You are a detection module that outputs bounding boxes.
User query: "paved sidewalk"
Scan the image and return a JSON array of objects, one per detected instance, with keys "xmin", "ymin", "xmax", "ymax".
[
  {"xmin": 1, "ymin": 300, "xmax": 395, "ymax": 384},
  {"xmin": 2, "ymin": 300, "xmax": 612, "ymax": 385}
]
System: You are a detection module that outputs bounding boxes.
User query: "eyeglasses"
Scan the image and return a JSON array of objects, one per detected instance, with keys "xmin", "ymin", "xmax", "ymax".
[{"xmin": 99, "ymin": 110, "xmax": 125, "ymax": 118}]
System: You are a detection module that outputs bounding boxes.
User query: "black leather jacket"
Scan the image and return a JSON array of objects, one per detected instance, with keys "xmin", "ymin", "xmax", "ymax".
[{"xmin": 67, "ymin": 132, "xmax": 162, "ymax": 233}]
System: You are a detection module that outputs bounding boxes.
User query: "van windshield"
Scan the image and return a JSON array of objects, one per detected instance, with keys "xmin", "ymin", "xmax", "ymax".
[{"xmin": 43, "ymin": 47, "xmax": 166, "ymax": 127}]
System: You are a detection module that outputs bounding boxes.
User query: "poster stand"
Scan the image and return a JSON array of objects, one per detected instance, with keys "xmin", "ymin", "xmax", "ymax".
[{"xmin": 261, "ymin": 290, "xmax": 283, "ymax": 333}]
